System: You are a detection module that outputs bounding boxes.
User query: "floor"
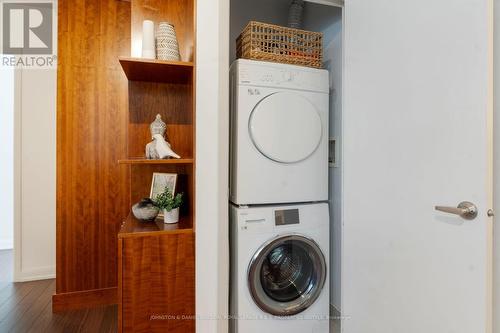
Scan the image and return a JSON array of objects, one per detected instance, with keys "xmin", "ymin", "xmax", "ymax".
[
  {"xmin": 0, "ymin": 249, "xmax": 340, "ymax": 333},
  {"xmin": 0, "ymin": 250, "xmax": 117, "ymax": 333}
]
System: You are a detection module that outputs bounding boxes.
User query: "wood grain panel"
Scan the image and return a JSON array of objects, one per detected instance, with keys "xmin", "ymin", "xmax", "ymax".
[
  {"xmin": 131, "ymin": 0, "xmax": 195, "ymax": 62},
  {"xmin": 56, "ymin": 0, "xmax": 131, "ymax": 307},
  {"xmin": 119, "ymin": 233, "xmax": 195, "ymax": 333}
]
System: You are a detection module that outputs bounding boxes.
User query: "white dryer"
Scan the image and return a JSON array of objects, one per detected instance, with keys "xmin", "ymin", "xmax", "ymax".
[
  {"xmin": 230, "ymin": 202, "xmax": 330, "ymax": 333},
  {"xmin": 230, "ymin": 59, "xmax": 329, "ymax": 205}
]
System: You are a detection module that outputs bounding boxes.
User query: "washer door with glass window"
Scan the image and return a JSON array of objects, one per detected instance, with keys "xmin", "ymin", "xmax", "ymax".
[
  {"xmin": 249, "ymin": 92, "xmax": 323, "ymax": 164},
  {"xmin": 247, "ymin": 234, "xmax": 327, "ymax": 316}
]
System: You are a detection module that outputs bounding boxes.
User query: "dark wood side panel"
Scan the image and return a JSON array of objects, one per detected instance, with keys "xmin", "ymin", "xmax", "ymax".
[
  {"xmin": 120, "ymin": 233, "xmax": 195, "ymax": 333},
  {"xmin": 56, "ymin": 0, "xmax": 131, "ymax": 306}
]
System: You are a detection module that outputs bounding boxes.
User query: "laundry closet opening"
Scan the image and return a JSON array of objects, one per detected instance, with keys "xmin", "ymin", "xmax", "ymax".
[{"xmin": 228, "ymin": 0, "xmax": 344, "ymax": 328}]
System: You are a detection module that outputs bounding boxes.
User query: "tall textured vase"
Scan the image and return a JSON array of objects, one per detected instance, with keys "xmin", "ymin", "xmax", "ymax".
[{"xmin": 156, "ymin": 22, "xmax": 181, "ymax": 61}]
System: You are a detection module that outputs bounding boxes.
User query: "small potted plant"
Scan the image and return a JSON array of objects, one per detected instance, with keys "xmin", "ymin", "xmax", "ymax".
[{"xmin": 153, "ymin": 186, "xmax": 183, "ymax": 224}]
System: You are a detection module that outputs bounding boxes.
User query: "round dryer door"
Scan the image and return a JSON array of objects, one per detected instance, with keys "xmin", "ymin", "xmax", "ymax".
[
  {"xmin": 249, "ymin": 92, "xmax": 323, "ymax": 163},
  {"xmin": 247, "ymin": 234, "xmax": 327, "ymax": 316}
]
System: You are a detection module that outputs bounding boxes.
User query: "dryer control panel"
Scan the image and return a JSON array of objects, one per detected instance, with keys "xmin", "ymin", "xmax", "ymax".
[{"xmin": 232, "ymin": 59, "xmax": 329, "ymax": 93}]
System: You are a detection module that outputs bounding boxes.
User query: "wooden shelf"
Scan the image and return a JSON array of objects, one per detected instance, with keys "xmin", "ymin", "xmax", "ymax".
[
  {"xmin": 118, "ymin": 57, "xmax": 193, "ymax": 83},
  {"xmin": 118, "ymin": 213, "xmax": 193, "ymax": 239},
  {"xmin": 118, "ymin": 157, "xmax": 194, "ymax": 165}
]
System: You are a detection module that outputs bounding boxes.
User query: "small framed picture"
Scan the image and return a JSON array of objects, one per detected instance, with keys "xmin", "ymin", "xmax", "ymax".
[{"xmin": 150, "ymin": 173, "xmax": 177, "ymax": 200}]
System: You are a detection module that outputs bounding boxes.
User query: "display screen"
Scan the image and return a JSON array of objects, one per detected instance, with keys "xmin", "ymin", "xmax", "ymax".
[{"xmin": 275, "ymin": 209, "xmax": 300, "ymax": 226}]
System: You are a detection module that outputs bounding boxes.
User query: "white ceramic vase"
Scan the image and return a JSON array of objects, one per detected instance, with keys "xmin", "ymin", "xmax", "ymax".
[
  {"xmin": 142, "ymin": 20, "xmax": 156, "ymax": 59},
  {"xmin": 156, "ymin": 22, "xmax": 180, "ymax": 61},
  {"xmin": 163, "ymin": 207, "xmax": 179, "ymax": 224}
]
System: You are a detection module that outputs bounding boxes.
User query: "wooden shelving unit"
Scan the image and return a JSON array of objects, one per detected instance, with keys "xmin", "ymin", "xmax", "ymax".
[{"xmin": 117, "ymin": 1, "xmax": 196, "ymax": 332}]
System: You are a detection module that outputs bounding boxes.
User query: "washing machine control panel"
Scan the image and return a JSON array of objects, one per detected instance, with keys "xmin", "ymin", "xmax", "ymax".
[
  {"xmin": 236, "ymin": 60, "xmax": 329, "ymax": 93},
  {"xmin": 275, "ymin": 209, "xmax": 300, "ymax": 226}
]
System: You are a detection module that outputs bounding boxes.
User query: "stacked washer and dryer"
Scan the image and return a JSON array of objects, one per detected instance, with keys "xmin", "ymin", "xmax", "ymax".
[{"xmin": 229, "ymin": 59, "xmax": 330, "ymax": 333}]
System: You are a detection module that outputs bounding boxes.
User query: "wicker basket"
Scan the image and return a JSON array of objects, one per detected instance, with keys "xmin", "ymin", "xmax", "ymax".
[{"xmin": 236, "ymin": 21, "xmax": 323, "ymax": 68}]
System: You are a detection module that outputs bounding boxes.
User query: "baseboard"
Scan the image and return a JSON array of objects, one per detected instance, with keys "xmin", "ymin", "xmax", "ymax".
[
  {"xmin": 14, "ymin": 265, "xmax": 56, "ymax": 282},
  {"xmin": 15, "ymin": 273, "xmax": 55, "ymax": 282},
  {"xmin": 0, "ymin": 239, "xmax": 13, "ymax": 250},
  {"xmin": 52, "ymin": 287, "xmax": 117, "ymax": 313}
]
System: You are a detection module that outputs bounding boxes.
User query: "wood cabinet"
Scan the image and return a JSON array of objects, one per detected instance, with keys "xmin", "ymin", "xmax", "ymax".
[{"xmin": 118, "ymin": 216, "xmax": 195, "ymax": 333}]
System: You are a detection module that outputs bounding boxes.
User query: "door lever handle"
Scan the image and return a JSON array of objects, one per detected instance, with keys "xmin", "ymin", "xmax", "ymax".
[{"xmin": 435, "ymin": 201, "xmax": 478, "ymax": 220}]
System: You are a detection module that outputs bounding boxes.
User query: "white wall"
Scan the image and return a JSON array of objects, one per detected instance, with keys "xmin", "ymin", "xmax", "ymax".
[
  {"xmin": 11, "ymin": 3, "xmax": 57, "ymax": 283},
  {"xmin": 196, "ymin": 0, "xmax": 230, "ymax": 332},
  {"xmin": 493, "ymin": 0, "xmax": 500, "ymax": 330},
  {"xmin": 0, "ymin": 66, "xmax": 14, "ymax": 250},
  {"xmin": 13, "ymin": 68, "xmax": 57, "ymax": 282}
]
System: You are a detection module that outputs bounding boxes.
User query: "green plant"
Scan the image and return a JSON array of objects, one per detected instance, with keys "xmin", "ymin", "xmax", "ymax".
[{"xmin": 153, "ymin": 186, "xmax": 183, "ymax": 212}]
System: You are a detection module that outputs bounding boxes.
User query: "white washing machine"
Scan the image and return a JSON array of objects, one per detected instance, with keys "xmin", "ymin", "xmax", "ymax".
[
  {"xmin": 230, "ymin": 59, "xmax": 329, "ymax": 205},
  {"xmin": 230, "ymin": 203, "xmax": 329, "ymax": 333}
]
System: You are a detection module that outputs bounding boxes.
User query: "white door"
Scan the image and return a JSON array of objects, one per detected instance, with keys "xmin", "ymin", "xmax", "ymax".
[{"xmin": 342, "ymin": 0, "xmax": 493, "ymax": 332}]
